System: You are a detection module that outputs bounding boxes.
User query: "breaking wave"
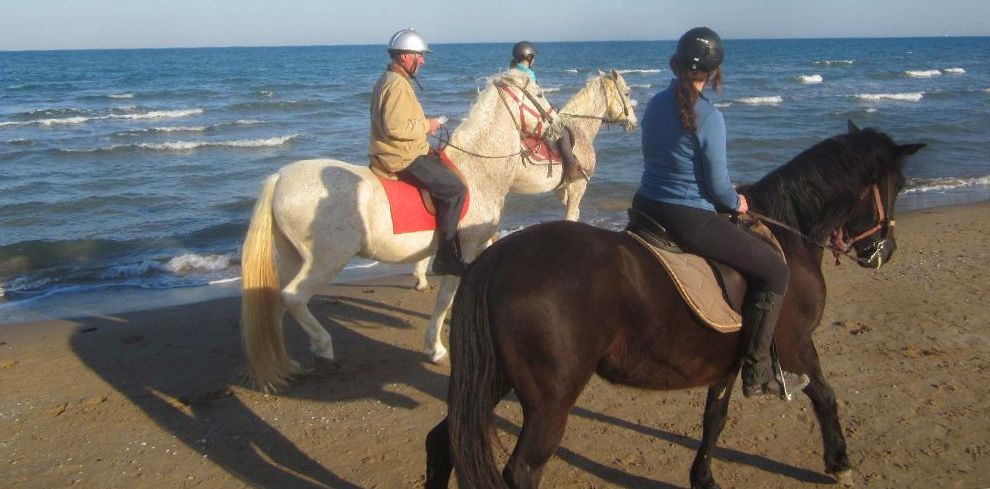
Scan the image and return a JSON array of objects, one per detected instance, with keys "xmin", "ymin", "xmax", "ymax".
[
  {"xmin": 855, "ymin": 92, "xmax": 925, "ymax": 102},
  {"xmin": 905, "ymin": 69, "xmax": 942, "ymax": 78},
  {"xmin": 797, "ymin": 74, "xmax": 823, "ymax": 84},
  {"xmin": 734, "ymin": 96, "xmax": 783, "ymax": 105}
]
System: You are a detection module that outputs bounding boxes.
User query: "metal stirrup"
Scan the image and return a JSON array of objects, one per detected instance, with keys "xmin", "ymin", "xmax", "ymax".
[{"xmin": 770, "ymin": 341, "xmax": 794, "ymax": 401}]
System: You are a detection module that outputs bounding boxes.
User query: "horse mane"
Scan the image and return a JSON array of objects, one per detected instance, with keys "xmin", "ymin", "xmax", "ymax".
[
  {"xmin": 448, "ymin": 70, "xmax": 528, "ymax": 150},
  {"xmin": 746, "ymin": 128, "xmax": 905, "ymax": 246},
  {"xmin": 560, "ymin": 74, "xmax": 605, "ymax": 115}
]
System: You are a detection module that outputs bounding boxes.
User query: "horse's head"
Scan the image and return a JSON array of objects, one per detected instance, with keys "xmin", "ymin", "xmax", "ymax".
[
  {"xmin": 601, "ymin": 70, "xmax": 638, "ymax": 131},
  {"xmin": 833, "ymin": 121, "xmax": 926, "ymax": 269}
]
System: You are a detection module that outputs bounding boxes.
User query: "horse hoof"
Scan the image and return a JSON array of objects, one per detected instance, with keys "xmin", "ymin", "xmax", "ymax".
[
  {"xmin": 414, "ymin": 280, "xmax": 430, "ymax": 292},
  {"xmin": 830, "ymin": 469, "xmax": 854, "ymax": 487},
  {"xmin": 313, "ymin": 357, "xmax": 342, "ymax": 376},
  {"xmin": 429, "ymin": 347, "xmax": 448, "ymax": 364}
]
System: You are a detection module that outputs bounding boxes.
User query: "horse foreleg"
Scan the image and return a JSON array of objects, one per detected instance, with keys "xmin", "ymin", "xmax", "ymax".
[
  {"xmin": 562, "ymin": 178, "xmax": 588, "ymax": 222},
  {"xmin": 412, "ymin": 256, "xmax": 431, "ymax": 291},
  {"xmin": 800, "ymin": 344, "xmax": 853, "ymax": 486},
  {"xmin": 424, "ymin": 276, "xmax": 459, "ymax": 363},
  {"xmin": 425, "ymin": 418, "xmax": 453, "ymax": 489},
  {"xmin": 690, "ymin": 376, "xmax": 737, "ymax": 489}
]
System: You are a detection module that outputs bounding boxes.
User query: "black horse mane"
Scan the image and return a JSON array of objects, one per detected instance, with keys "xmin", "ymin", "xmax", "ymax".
[{"xmin": 744, "ymin": 128, "xmax": 905, "ymax": 247}]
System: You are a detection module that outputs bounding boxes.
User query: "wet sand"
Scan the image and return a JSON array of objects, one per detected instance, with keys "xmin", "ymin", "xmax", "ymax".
[{"xmin": 1, "ymin": 202, "xmax": 988, "ymax": 488}]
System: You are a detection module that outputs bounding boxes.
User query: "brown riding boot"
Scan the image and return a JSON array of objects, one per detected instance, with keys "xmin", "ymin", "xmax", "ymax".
[
  {"xmin": 739, "ymin": 289, "xmax": 810, "ymax": 399},
  {"xmin": 432, "ymin": 237, "xmax": 467, "ymax": 277}
]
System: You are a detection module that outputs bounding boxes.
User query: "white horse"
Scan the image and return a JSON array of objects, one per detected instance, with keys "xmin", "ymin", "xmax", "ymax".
[
  {"xmin": 240, "ymin": 70, "xmax": 637, "ymax": 391},
  {"xmin": 410, "ymin": 70, "xmax": 638, "ymax": 290}
]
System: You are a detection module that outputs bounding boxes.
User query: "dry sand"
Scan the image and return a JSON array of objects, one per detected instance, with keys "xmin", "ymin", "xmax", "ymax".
[{"xmin": 1, "ymin": 202, "xmax": 989, "ymax": 488}]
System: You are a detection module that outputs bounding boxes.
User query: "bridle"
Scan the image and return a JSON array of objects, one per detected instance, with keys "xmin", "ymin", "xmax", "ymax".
[
  {"xmin": 559, "ymin": 77, "xmax": 635, "ymax": 129},
  {"xmin": 829, "ymin": 178, "xmax": 896, "ymax": 265},
  {"xmin": 749, "ymin": 174, "xmax": 896, "ymax": 267}
]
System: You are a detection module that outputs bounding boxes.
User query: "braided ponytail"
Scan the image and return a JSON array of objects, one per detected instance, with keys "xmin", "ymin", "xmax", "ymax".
[{"xmin": 668, "ymin": 56, "xmax": 722, "ymax": 133}]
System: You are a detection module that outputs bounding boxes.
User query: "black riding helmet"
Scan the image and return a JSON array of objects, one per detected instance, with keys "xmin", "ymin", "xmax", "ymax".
[
  {"xmin": 674, "ymin": 27, "xmax": 724, "ymax": 72},
  {"xmin": 512, "ymin": 41, "xmax": 537, "ymax": 62}
]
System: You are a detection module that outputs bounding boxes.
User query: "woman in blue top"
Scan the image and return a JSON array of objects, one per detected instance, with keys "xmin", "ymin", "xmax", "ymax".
[{"xmin": 633, "ymin": 27, "xmax": 809, "ymax": 399}]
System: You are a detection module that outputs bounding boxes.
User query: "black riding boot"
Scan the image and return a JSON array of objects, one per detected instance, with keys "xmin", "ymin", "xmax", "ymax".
[
  {"xmin": 432, "ymin": 236, "xmax": 467, "ymax": 277},
  {"xmin": 739, "ymin": 289, "xmax": 810, "ymax": 399}
]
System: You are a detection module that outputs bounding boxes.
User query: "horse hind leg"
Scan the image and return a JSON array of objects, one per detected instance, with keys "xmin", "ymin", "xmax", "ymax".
[
  {"xmin": 412, "ymin": 256, "xmax": 431, "ymax": 291},
  {"xmin": 280, "ymin": 250, "xmax": 350, "ymax": 368},
  {"xmin": 503, "ymin": 403, "xmax": 572, "ymax": 489},
  {"xmin": 690, "ymin": 376, "xmax": 737, "ymax": 489}
]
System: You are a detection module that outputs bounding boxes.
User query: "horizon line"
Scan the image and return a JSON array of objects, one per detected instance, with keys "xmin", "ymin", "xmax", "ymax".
[{"xmin": 1, "ymin": 34, "xmax": 985, "ymax": 54}]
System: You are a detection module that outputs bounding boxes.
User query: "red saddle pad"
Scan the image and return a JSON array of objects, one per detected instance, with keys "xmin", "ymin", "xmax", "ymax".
[{"xmin": 376, "ymin": 151, "xmax": 470, "ymax": 234}]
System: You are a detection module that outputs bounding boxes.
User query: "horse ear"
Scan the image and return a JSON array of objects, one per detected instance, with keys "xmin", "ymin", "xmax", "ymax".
[
  {"xmin": 897, "ymin": 143, "xmax": 926, "ymax": 156},
  {"xmin": 611, "ymin": 69, "xmax": 619, "ymax": 79},
  {"xmin": 847, "ymin": 120, "xmax": 861, "ymax": 133},
  {"xmin": 598, "ymin": 69, "xmax": 606, "ymax": 77}
]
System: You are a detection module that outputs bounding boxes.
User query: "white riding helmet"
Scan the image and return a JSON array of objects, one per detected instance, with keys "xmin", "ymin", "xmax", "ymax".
[{"xmin": 387, "ymin": 28, "xmax": 431, "ymax": 54}]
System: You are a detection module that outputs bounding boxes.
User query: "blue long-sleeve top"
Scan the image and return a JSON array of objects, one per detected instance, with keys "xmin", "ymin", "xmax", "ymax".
[{"xmin": 637, "ymin": 79, "xmax": 740, "ymax": 212}]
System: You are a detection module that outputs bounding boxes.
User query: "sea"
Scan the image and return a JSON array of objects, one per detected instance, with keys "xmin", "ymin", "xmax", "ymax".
[{"xmin": 2, "ymin": 37, "xmax": 989, "ymax": 323}]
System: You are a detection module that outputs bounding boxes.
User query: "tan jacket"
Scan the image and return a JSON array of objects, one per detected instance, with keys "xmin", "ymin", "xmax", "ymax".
[{"xmin": 368, "ymin": 66, "xmax": 430, "ymax": 176}]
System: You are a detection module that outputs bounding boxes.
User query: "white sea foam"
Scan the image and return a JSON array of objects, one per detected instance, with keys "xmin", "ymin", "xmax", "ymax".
[
  {"xmin": 37, "ymin": 116, "xmax": 91, "ymax": 126},
  {"xmin": 797, "ymin": 74, "xmax": 823, "ymax": 84},
  {"xmin": 0, "ymin": 121, "xmax": 19, "ymax": 127},
  {"xmin": 235, "ymin": 119, "xmax": 263, "ymax": 125},
  {"xmin": 109, "ymin": 93, "xmax": 135, "ymax": 99},
  {"xmin": 734, "ymin": 96, "xmax": 783, "ymax": 105},
  {"xmin": 813, "ymin": 59, "xmax": 854, "ymax": 66},
  {"xmin": 943, "ymin": 67, "xmax": 966, "ymax": 74},
  {"xmin": 618, "ymin": 69, "xmax": 662, "ymax": 74},
  {"xmin": 713, "ymin": 102, "xmax": 733, "ymax": 108},
  {"xmin": 110, "ymin": 108, "xmax": 204, "ymax": 120},
  {"xmin": 855, "ymin": 92, "xmax": 924, "ymax": 102},
  {"xmin": 135, "ymin": 134, "xmax": 297, "ymax": 151},
  {"xmin": 905, "ymin": 69, "xmax": 942, "ymax": 78},
  {"xmin": 150, "ymin": 126, "xmax": 208, "ymax": 133},
  {"xmin": 984, "ymin": 88, "xmax": 990, "ymax": 93},
  {"xmin": 542, "ymin": 87, "xmax": 561, "ymax": 93},
  {"xmin": 866, "ymin": 108, "xmax": 878, "ymax": 113},
  {"xmin": 629, "ymin": 83, "xmax": 652, "ymax": 89},
  {"xmin": 903, "ymin": 176, "xmax": 990, "ymax": 194},
  {"xmin": 564, "ymin": 69, "xmax": 579, "ymax": 74},
  {"xmin": 164, "ymin": 253, "xmax": 234, "ymax": 273}
]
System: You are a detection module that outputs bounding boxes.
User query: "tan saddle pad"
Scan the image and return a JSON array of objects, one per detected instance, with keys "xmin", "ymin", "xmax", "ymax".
[{"xmin": 626, "ymin": 217, "xmax": 784, "ymax": 333}]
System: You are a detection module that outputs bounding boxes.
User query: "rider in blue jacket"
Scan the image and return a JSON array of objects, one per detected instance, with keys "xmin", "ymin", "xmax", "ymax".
[{"xmin": 634, "ymin": 27, "xmax": 810, "ymax": 399}]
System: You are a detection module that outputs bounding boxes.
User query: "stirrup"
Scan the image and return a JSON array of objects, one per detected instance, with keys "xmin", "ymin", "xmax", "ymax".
[{"xmin": 743, "ymin": 370, "xmax": 810, "ymax": 401}]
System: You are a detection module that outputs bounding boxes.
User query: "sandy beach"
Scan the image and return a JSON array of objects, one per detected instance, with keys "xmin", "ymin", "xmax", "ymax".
[{"xmin": 1, "ymin": 201, "xmax": 989, "ymax": 489}]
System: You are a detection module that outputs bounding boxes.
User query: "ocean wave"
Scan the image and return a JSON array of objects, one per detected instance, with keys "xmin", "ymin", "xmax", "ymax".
[
  {"xmin": 713, "ymin": 102, "xmax": 733, "ymax": 108},
  {"xmin": 629, "ymin": 83, "xmax": 652, "ymax": 89},
  {"xmin": 903, "ymin": 175, "xmax": 990, "ymax": 195},
  {"xmin": 813, "ymin": 59, "xmax": 854, "ymax": 66},
  {"xmin": 797, "ymin": 74, "xmax": 823, "ymax": 84},
  {"xmin": 542, "ymin": 87, "xmax": 561, "ymax": 93},
  {"xmin": 564, "ymin": 69, "xmax": 579, "ymax": 74},
  {"xmin": 5, "ymin": 108, "xmax": 205, "ymax": 127},
  {"xmin": 734, "ymin": 96, "xmax": 783, "ymax": 105},
  {"xmin": 944, "ymin": 67, "xmax": 966, "ymax": 74},
  {"xmin": 109, "ymin": 93, "xmax": 135, "ymax": 99},
  {"xmin": 905, "ymin": 69, "xmax": 942, "ymax": 78},
  {"xmin": 618, "ymin": 69, "xmax": 662, "ymax": 74},
  {"xmin": 134, "ymin": 134, "xmax": 297, "ymax": 151},
  {"xmin": 855, "ymin": 92, "xmax": 924, "ymax": 102}
]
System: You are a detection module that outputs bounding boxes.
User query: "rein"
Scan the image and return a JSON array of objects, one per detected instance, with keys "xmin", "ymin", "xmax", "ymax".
[{"xmin": 749, "ymin": 181, "xmax": 893, "ymax": 266}]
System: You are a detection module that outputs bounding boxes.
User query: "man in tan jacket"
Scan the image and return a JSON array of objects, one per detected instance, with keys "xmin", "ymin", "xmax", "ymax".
[{"xmin": 370, "ymin": 28, "xmax": 467, "ymax": 276}]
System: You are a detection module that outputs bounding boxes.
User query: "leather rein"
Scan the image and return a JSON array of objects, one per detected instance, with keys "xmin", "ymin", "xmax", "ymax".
[{"xmin": 749, "ymin": 177, "xmax": 895, "ymax": 266}]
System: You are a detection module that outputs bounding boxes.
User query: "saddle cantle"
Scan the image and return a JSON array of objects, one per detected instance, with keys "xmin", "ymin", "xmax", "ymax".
[{"xmin": 625, "ymin": 209, "xmax": 784, "ymax": 332}]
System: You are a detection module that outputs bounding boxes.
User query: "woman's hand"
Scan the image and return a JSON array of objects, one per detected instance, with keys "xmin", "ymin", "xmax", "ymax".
[{"xmin": 736, "ymin": 193, "xmax": 749, "ymax": 214}]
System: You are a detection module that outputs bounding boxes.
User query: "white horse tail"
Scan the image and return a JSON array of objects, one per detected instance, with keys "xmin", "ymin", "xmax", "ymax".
[{"xmin": 240, "ymin": 174, "xmax": 301, "ymax": 392}]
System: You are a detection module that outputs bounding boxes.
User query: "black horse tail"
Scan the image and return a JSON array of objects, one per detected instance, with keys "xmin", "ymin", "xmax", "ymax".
[{"xmin": 448, "ymin": 251, "xmax": 508, "ymax": 489}]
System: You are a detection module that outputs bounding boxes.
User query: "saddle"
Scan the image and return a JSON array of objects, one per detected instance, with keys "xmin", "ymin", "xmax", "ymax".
[
  {"xmin": 373, "ymin": 149, "xmax": 470, "ymax": 234},
  {"xmin": 625, "ymin": 208, "xmax": 784, "ymax": 332}
]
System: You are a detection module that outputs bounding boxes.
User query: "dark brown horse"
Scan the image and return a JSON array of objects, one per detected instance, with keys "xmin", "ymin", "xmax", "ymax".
[{"xmin": 424, "ymin": 122, "xmax": 925, "ymax": 489}]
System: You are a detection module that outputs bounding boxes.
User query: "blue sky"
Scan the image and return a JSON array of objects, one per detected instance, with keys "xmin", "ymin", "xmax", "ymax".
[{"xmin": 2, "ymin": 0, "xmax": 988, "ymax": 51}]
